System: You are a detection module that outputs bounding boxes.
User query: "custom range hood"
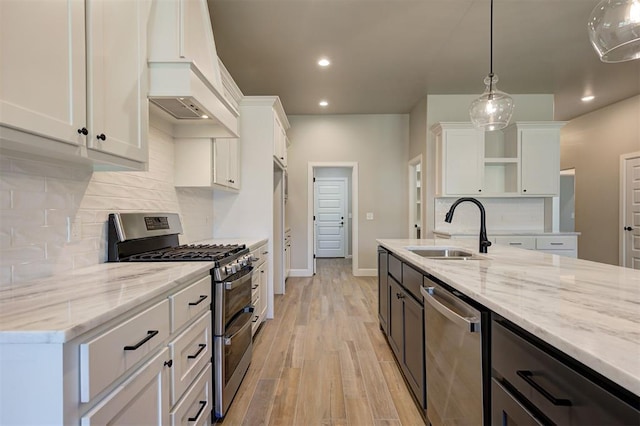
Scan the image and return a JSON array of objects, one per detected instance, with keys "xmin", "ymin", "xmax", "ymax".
[{"xmin": 148, "ymin": 0, "xmax": 240, "ymax": 138}]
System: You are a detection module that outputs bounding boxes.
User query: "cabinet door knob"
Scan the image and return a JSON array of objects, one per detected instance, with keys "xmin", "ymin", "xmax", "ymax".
[
  {"xmin": 624, "ymin": 226, "xmax": 633, "ymax": 231},
  {"xmin": 478, "ymin": 189, "xmax": 482, "ymax": 192},
  {"xmin": 164, "ymin": 359, "xmax": 173, "ymax": 368},
  {"xmin": 77, "ymin": 127, "xmax": 88, "ymax": 135},
  {"xmin": 96, "ymin": 133, "xmax": 106, "ymax": 141},
  {"xmin": 523, "ymin": 189, "xmax": 527, "ymax": 192}
]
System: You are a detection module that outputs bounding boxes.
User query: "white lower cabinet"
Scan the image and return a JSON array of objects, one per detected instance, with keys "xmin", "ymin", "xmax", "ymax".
[
  {"xmin": 80, "ymin": 347, "xmax": 170, "ymax": 426},
  {"xmin": 170, "ymin": 363, "xmax": 213, "ymax": 426},
  {"xmin": 249, "ymin": 241, "xmax": 270, "ymax": 335},
  {"xmin": 436, "ymin": 232, "xmax": 578, "ymax": 258},
  {"xmin": 0, "ymin": 273, "xmax": 213, "ymax": 425}
]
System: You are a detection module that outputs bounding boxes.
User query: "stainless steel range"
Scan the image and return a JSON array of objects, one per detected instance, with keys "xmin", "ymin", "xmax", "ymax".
[{"xmin": 107, "ymin": 212, "xmax": 253, "ymax": 419}]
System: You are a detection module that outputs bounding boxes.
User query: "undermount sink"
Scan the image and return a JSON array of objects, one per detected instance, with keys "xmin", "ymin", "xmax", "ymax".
[{"xmin": 404, "ymin": 246, "xmax": 485, "ymax": 260}]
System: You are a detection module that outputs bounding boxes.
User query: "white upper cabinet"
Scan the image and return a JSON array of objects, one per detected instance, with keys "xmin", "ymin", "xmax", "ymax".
[
  {"xmin": 0, "ymin": 0, "xmax": 86, "ymax": 149},
  {"xmin": 432, "ymin": 121, "xmax": 565, "ymax": 197},
  {"xmin": 508, "ymin": 123, "xmax": 565, "ymax": 196},
  {"xmin": 85, "ymin": 0, "xmax": 149, "ymax": 165},
  {"xmin": 174, "ymin": 138, "xmax": 240, "ymax": 191},
  {"xmin": 0, "ymin": 0, "xmax": 150, "ymax": 170},
  {"xmin": 433, "ymin": 123, "xmax": 485, "ymax": 196},
  {"xmin": 273, "ymin": 115, "xmax": 288, "ymax": 168}
]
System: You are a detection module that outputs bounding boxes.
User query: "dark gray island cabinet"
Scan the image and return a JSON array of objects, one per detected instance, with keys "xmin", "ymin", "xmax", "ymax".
[{"xmin": 377, "ymin": 244, "xmax": 640, "ymax": 426}]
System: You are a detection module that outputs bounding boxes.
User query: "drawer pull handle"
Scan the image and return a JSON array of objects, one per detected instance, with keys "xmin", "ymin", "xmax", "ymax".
[
  {"xmin": 516, "ymin": 370, "xmax": 572, "ymax": 406},
  {"xmin": 509, "ymin": 242, "xmax": 522, "ymax": 245},
  {"xmin": 187, "ymin": 343, "xmax": 207, "ymax": 359},
  {"xmin": 124, "ymin": 330, "xmax": 159, "ymax": 351},
  {"xmin": 188, "ymin": 400, "xmax": 207, "ymax": 422},
  {"xmin": 252, "ymin": 315, "xmax": 259, "ymax": 323},
  {"xmin": 396, "ymin": 292, "xmax": 405, "ymax": 299},
  {"xmin": 252, "ymin": 284, "xmax": 259, "ymax": 290},
  {"xmin": 188, "ymin": 295, "xmax": 208, "ymax": 306},
  {"xmin": 549, "ymin": 242, "xmax": 564, "ymax": 246}
]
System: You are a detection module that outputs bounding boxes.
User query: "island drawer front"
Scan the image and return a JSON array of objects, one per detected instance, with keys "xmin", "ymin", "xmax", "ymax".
[
  {"xmin": 169, "ymin": 310, "xmax": 212, "ymax": 406},
  {"xmin": 388, "ymin": 254, "xmax": 402, "ymax": 283},
  {"xmin": 492, "ymin": 319, "xmax": 639, "ymax": 425},
  {"xmin": 80, "ymin": 299, "xmax": 170, "ymax": 402},
  {"xmin": 535, "ymin": 236, "xmax": 576, "ymax": 250},
  {"xmin": 401, "ymin": 263, "xmax": 424, "ymax": 302},
  {"xmin": 494, "ymin": 236, "xmax": 536, "ymax": 250},
  {"xmin": 170, "ymin": 275, "xmax": 212, "ymax": 333}
]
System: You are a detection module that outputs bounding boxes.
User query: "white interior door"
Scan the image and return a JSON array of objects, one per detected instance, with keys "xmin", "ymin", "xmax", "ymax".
[
  {"xmin": 408, "ymin": 156, "xmax": 422, "ymax": 239},
  {"xmin": 623, "ymin": 156, "xmax": 640, "ymax": 269},
  {"xmin": 314, "ymin": 178, "xmax": 347, "ymax": 258}
]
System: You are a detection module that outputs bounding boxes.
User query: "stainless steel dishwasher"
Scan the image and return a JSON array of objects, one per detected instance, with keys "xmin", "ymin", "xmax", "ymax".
[{"xmin": 421, "ymin": 277, "xmax": 483, "ymax": 426}]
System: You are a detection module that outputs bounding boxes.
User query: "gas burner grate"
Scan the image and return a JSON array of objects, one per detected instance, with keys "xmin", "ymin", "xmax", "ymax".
[{"xmin": 127, "ymin": 244, "xmax": 246, "ymax": 262}]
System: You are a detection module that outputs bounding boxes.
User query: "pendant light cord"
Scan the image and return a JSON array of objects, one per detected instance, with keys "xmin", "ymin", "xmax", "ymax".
[{"xmin": 489, "ymin": 0, "xmax": 494, "ymax": 92}]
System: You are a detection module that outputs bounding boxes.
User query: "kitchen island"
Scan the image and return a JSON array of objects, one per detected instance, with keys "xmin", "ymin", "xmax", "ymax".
[{"xmin": 377, "ymin": 238, "xmax": 639, "ymax": 423}]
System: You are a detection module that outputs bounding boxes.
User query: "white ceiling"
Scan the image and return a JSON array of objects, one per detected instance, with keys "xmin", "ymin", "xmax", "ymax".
[{"xmin": 208, "ymin": 0, "xmax": 640, "ymax": 120}]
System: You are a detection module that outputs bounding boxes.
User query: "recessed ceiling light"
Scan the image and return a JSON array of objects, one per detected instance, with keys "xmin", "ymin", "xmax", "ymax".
[
  {"xmin": 319, "ymin": 100, "xmax": 329, "ymax": 107},
  {"xmin": 201, "ymin": 114, "xmax": 209, "ymax": 119},
  {"xmin": 581, "ymin": 95, "xmax": 595, "ymax": 102},
  {"xmin": 318, "ymin": 58, "xmax": 330, "ymax": 67}
]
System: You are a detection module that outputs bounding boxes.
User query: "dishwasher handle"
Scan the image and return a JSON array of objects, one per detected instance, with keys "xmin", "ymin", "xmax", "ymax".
[{"xmin": 422, "ymin": 286, "xmax": 481, "ymax": 333}]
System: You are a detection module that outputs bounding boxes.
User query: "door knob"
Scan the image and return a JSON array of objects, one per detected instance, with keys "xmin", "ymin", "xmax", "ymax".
[
  {"xmin": 340, "ymin": 222, "xmax": 344, "ymax": 226},
  {"xmin": 624, "ymin": 226, "xmax": 633, "ymax": 231}
]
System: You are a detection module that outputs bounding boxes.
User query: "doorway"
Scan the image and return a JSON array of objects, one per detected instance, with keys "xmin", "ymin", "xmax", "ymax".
[
  {"xmin": 620, "ymin": 152, "xmax": 640, "ymax": 269},
  {"xmin": 408, "ymin": 155, "xmax": 423, "ymax": 239},
  {"xmin": 314, "ymin": 177, "xmax": 348, "ymax": 258},
  {"xmin": 308, "ymin": 162, "xmax": 359, "ymax": 276},
  {"xmin": 559, "ymin": 168, "xmax": 575, "ymax": 232}
]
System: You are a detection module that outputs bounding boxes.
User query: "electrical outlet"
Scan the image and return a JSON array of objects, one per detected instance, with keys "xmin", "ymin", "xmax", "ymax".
[
  {"xmin": 67, "ymin": 217, "xmax": 81, "ymax": 242},
  {"xmin": 366, "ymin": 212, "xmax": 374, "ymax": 220}
]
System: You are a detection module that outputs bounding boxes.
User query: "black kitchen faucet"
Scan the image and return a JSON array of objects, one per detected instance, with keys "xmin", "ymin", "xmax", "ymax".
[{"xmin": 445, "ymin": 197, "xmax": 492, "ymax": 254}]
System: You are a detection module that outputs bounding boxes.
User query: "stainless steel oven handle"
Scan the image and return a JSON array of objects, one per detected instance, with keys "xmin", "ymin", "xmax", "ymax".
[
  {"xmin": 224, "ymin": 316, "xmax": 252, "ymax": 346},
  {"xmin": 224, "ymin": 267, "xmax": 253, "ymax": 290},
  {"xmin": 421, "ymin": 286, "xmax": 480, "ymax": 333}
]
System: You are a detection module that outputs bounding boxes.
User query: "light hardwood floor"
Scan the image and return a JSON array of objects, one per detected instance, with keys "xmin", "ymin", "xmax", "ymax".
[{"xmin": 218, "ymin": 258, "xmax": 426, "ymax": 426}]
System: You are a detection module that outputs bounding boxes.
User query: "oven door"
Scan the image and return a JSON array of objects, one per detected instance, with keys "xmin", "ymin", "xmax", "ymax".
[
  {"xmin": 214, "ymin": 307, "xmax": 253, "ymax": 418},
  {"xmin": 214, "ymin": 266, "xmax": 253, "ymax": 335}
]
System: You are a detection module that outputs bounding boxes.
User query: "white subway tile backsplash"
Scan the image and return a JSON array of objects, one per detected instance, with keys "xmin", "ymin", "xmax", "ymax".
[{"xmin": 0, "ymin": 122, "xmax": 215, "ymax": 286}]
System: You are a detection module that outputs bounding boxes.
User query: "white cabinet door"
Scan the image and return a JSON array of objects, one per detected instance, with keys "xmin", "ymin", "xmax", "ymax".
[
  {"xmin": 213, "ymin": 138, "xmax": 240, "ymax": 189},
  {"xmin": 520, "ymin": 128, "xmax": 560, "ymax": 195},
  {"xmin": 273, "ymin": 116, "xmax": 287, "ymax": 168},
  {"xmin": 213, "ymin": 139, "xmax": 230, "ymax": 187},
  {"xmin": 259, "ymin": 260, "xmax": 268, "ymax": 323},
  {"xmin": 436, "ymin": 126, "xmax": 484, "ymax": 196},
  {"xmin": 81, "ymin": 348, "xmax": 170, "ymax": 426},
  {"xmin": 86, "ymin": 0, "xmax": 149, "ymax": 164},
  {"xmin": 0, "ymin": 0, "xmax": 86, "ymax": 147}
]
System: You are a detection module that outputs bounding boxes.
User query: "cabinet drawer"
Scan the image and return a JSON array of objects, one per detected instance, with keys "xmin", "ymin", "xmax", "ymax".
[
  {"xmin": 250, "ymin": 243, "xmax": 268, "ymax": 268},
  {"xmin": 388, "ymin": 254, "xmax": 402, "ymax": 283},
  {"xmin": 170, "ymin": 362, "xmax": 213, "ymax": 426},
  {"xmin": 495, "ymin": 236, "xmax": 536, "ymax": 250},
  {"xmin": 492, "ymin": 318, "xmax": 640, "ymax": 425},
  {"xmin": 535, "ymin": 236, "xmax": 576, "ymax": 250},
  {"xmin": 80, "ymin": 299, "xmax": 170, "ymax": 402},
  {"xmin": 170, "ymin": 275, "xmax": 212, "ymax": 333},
  {"xmin": 169, "ymin": 311, "xmax": 212, "ymax": 406},
  {"xmin": 81, "ymin": 347, "xmax": 170, "ymax": 426},
  {"xmin": 401, "ymin": 262, "xmax": 424, "ymax": 302}
]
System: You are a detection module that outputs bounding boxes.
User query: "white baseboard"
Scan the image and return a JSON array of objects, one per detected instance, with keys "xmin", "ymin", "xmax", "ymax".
[
  {"xmin": 354, "ymin": 268, "xmax": 377, "ymax": 277},
  {"xmin": 289, "ymin": 268, "xmax": 313, "ymax": 277}
]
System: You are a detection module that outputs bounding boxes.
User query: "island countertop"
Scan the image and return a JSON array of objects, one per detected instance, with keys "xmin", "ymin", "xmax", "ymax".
[{"xmin": 377, "ymin": 238, "xmax": 640, "ymax": 397}]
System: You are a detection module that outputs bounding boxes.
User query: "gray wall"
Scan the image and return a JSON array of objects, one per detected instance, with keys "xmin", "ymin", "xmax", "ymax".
[
  {"xmin": 559, "ymin": 173, "xmax": 575, "ymax": 232},
  {"xmin": 560, "ymin": 95, "xmax": 640, "ymax": 265},
  {"xmin": 286, "ymin": 114, "xmax": 409, "ymax": 272}
]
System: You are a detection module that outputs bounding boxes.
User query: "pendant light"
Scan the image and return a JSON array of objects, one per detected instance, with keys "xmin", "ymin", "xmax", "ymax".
[
  {"xmin": 469, "ymin": 0, "xmax": 514, "ymax": 131},
  {"xmin": 588, "ymin": 0, "xmax": 640, "ymax": 63}
]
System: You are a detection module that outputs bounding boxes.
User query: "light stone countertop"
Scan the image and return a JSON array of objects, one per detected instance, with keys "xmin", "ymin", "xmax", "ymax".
[
  {"xmin": 433, "ymin": 230, "xmax": 581, "ymax": 237},
  {"xmin": 377, "ymin": 238, "xmax": 640, "ymax": 397},
  {"xmin": 0, "ymin": 262, "xmax": 213, "ymax": 344}
]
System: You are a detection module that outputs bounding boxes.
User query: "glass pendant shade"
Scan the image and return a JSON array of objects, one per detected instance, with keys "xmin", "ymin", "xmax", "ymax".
[
  {"xmin": 469, "ymin": 74, "xmax": 515, "ymax": 131},
  {"xmin": 588, "ymin": 0, "xmax": 640, "ymax": 63}
]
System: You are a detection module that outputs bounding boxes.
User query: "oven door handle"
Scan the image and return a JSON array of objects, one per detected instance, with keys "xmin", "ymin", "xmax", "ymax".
[
  {"xmin": 224, "ymin": 267, "xmax": 253, "ymax": 290},
  {"xmin": 224, "ymin": 311, "xmax": 253, "ymax": 346}
]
